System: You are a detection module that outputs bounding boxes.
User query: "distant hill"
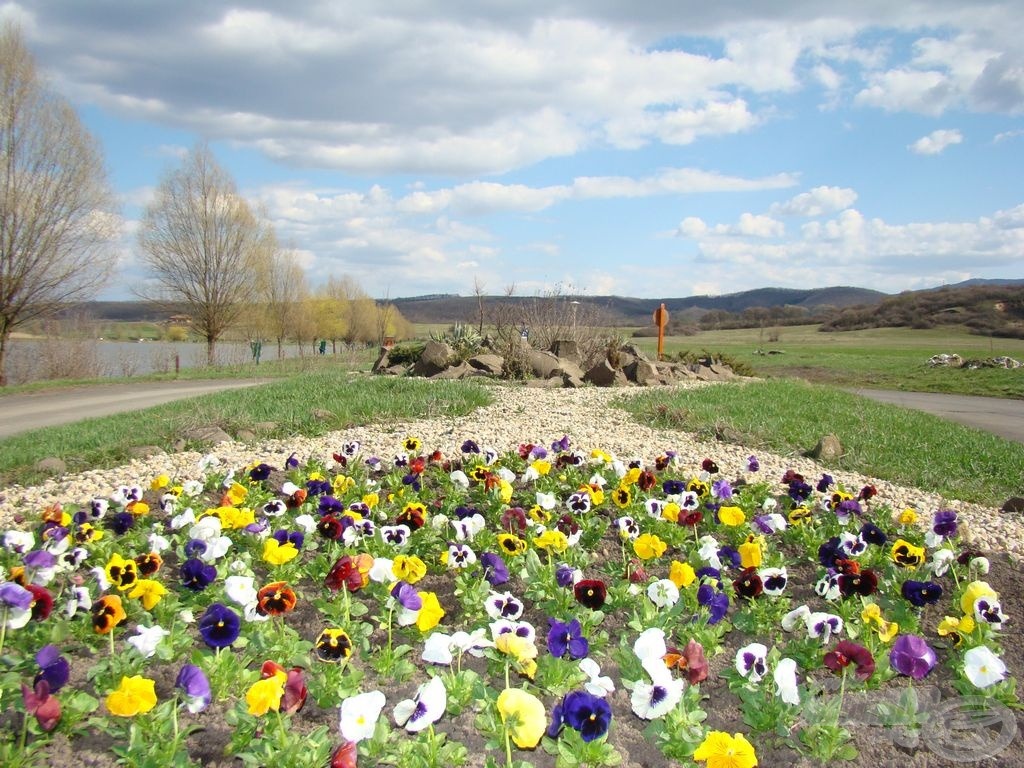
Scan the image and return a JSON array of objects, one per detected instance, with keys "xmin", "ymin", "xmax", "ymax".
[
  {"xmin": 822, "ymin": 284, "xmax": 1024, "ymax": 338},
  {"xmin": 393, "ymin": 286, "xmax": 885, "ymax": 326}
]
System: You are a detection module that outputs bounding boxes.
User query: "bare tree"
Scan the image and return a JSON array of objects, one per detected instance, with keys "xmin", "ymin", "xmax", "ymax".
[
  {"xmin": 0, "ymin": 23, "xmax": 117, "ymax": 385},
  {"xmin": 260, "ymin": 246, "xmax": 309, "ymax": 358},
  {"xmin": 138, "ymin": 144, "xmax": 273, "ymax": 364},
  {"xmin": 472, "ymin": 275, "xmax": 486, "ymax": 334}
]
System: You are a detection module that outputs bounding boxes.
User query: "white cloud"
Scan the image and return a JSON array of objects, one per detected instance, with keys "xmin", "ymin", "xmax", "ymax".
[
  {"xmin": 909, "ymin": 128, "xmax": 964, "ymax": 155},
  {"xmin": 677, "ymin": 217, "xmax": 708, "ymax": 238},
  {"xmin": 736, "ymin": 213, "xmax": 785, "ymax": 238},
  {"xmin": 770, "ymin": 186, "xmax": 858, "ymax": 217},
  {"xmin": 994, "ymin": 128, "xmax": 1024, "ymax": 142}
]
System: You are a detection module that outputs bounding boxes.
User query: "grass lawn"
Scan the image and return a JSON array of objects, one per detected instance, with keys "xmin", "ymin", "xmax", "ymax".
[
  {"xmin": 629, "ymin": 324, "xmax": 1024, "ymax": 398},
  {"xmin": 619, "ymin": 378, "xmax": 1024, "ymax": 506}
]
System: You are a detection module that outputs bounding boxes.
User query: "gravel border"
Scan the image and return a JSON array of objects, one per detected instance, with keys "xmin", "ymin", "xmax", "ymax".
[{"xmin": 0, "ymin": 382, "xmax": 1018, "ymax": 558}]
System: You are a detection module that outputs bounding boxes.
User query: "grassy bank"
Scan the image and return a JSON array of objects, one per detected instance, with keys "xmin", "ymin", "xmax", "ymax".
[
  {"xmin": 630, "ymin": 324, "xmax": 1024, "ymax": 398},
  {"xmin": 619, "ymin": 378, "xmax": 1024, "ymax": 506},
  {"xmin": 0, "ymin": 373, "xmax": 491, "ymax": 487}
]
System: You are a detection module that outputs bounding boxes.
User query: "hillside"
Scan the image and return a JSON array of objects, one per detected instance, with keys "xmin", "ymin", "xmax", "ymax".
[
  {"xmin": 392, "ymin": 286, "xmax": 884, "ymax": 326},
  {"xmin": 822, "ymin": 284, "xmax": 1024, "ymax": 338}
]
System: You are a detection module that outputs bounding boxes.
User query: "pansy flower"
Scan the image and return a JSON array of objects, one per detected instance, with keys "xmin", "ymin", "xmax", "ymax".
[
  {"xmin": 262, "ymin": 537, "xmax": 299, "ymax": 566},
  {"xmin": 34, "ymin": 645, "xmax": 70, "ymax": 693},
  {"xmin": 394, "ymin": 675, "xmax": 446, "ymax": 733},
  {"xmin": 901, "ymin": 580, "xmax": 943, "ymax": 607},
  {"xmin": 396, "ymin": 502, "xmax": 427, "ymax": 530},
  {"xmin": 891, "ymin": 539, "xmax": 925, "ymax": 568},
  {"xmin": 633, "ymin": 533, "xmax": 667, "ymax": 560},
  {"xmin": 759, "ymin": 567, "xmax": 788, "ymax": 596},
  {"xmin": 175, "ymin": 664, "xmax": 211, "ymax": 713},
  {"xmin": 104, "ymin": 553, "xmax": 138, "ymax": 592},
  {"xmin": 647, "ymin": 579, "xmax": 680, "ymax": 608},
  {"xmin": 180, "ymin": 558, "xmax": 217, "ymax": 591},
  {"xmin": 25, "ymin": 584, "xmax": 53, "ymax": 620},
  {"xmin": 22, "ymin": 680, "xmax": 61, "ymax": 731},
  {"xmin": 963, "ymin": 646, "xmax": 1007, "ymax": 689},
  {"xmin": 497, "ymin": 687, "xmax": 546, "ymax": 749},
  {"xmin": 733, "ymin": 568, "xmax": 763, "ymax": 600},
  {"xmin": 261, "ymin": 661, "xmax": 307, "ymax": 714},
  {"xmin": 547, "ymin": 617, "xmax": 589, "ymax": 660},
  {"xmin": 697, "ymin": 583, "xmax": 729, "ymax": 624},
  {"xmin": 861, "ymin": 603, "xmax": 900, "ymax": 642},
  {"xmin": 486, "ymin": 592, "xmax": 524, "ymax": 621},
  {"xmin": 246, "ymin": 666, "xmax": 286, "ymax": 716},
  {"xmin": 380, "ymin": 524, "xmax": 412, "ymax": 548},
  {"xmin": 548, "ymin": 690, "xmax": 612, "ymax": 743},
  {"xmin": 735, "ymin": 642, "xmax": 768, "ymax": 682},
  {"xmin": 823, "ymin": 640, "xmax": 876, "ymax": 681},
  {"xmin": 133, "ymin": 552, "xmax": 163, "ymax": 577},
  {"xmin": 446, "ymin": 542, "xmax": 477, "ymax": 569},
  {"xmin": 937, "ymin": 614, "xmax": 975, "ymax": 647},
  {"xmin": 91, "ymin": 594, "xmax": 127, "ymax": 634},
  {"xmin": 573, "ymin": 579, "xmax": 607, "ymax": 610},
  {"xmin": 973, "ymin": 596, "xmax": 1007, "ymax": 625},
  {"xmin": 615, "ymin": 516, "xmax": 640, "ymax": 541},
  {"xmin": 693, "ymin": 731, "xmax": 758, "ymax": 768},
  {"xmin": 256, "ymin": 581, "xmax": 297, "ymax": 616},
  {"xmin": 325, "ymin": 554, "xmax": 373, "ymax": 593},
  {"xmin": 197, "ymin": 603, "xmax": 241, "ymax": 648},
  {"xmin": 128, "ymin": 579, "xmax": 167, "ymax": 610},
  {"xmin": 127, "ymin": 624, "xmax": 170, "ymax": 658},
  {"xmin": 889, "ymin": 634, "xmax": 937, "ymax": 679},
  {"xmin": 838, "ymin": 564, "xmax": 879, "ymax": 598},
  {"xmin": 480, "ymin": 552, "xmax": 510, "ymax": 586},
  {"xmin": 106, "ymin": 675, "xmax": 157, "ymax": 717},
  {"xmin": 337, "ymin": 689, "xmax": 386, "ymax": 745}
]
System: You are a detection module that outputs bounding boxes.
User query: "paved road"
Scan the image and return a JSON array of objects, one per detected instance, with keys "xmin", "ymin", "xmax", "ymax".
[
  {"xmin": 0, "ymin": 380, "xmax": 267, "ymax": 440},
  {"xmin": 851, "ymin": 389, "xmax": 1024, "ymax": 444}
]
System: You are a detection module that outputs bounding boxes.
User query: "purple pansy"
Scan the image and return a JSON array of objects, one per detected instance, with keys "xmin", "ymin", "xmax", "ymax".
[
  {"xmin": 889, "ymin": 634, "xmax": 937, "ymax": 679},
  {"xmin": 547, "ymin": 618, "xmax": 589, "ymax": 660},
  {"xmin": 197, "ymin": 603, "xmax": 241, "ymax": 649}
]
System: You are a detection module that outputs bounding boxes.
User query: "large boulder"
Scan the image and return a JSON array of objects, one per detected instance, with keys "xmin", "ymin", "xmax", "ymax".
[
  {"xmin": 550, "ymin": 339, "xmax": 582, "ymax": 366},
  {"xmin": 411, "ymin": 340, "xmax": 455, "ymax": 377},
  {"xmin": 553, "ymin": 359, "xmax": 586, "ymax": 382},
  {"xmin": 808, "ymin": 434, "xmax": 844, "ymax": 462},
  {"xmin": 371, "ymin": 347, "xmax": 391, "ymax": 373},
  {"xmin": 529, "ymin": 349, "xmax": 562, "ymax": 379},
  {"xmin": 621, "ymin": 342, "xmax": 650, "ymax": 361},
  {"xmin": 584, "ymin": 359, "xmax": 629, "ymax": 387},
  {"xmin": 468, "ymin": 354, "xmax": 504, "ymax": 376},
  {"xmin": 626, "ymin": 359, "xmax": 661, "ymax": 386},
  {"xmin": 431, "ymin": 362, "xmax": 476, "ymax": 380},
  {"xmin": 182, "ymin": 424, "xmax": 233, "ymax": 446}
]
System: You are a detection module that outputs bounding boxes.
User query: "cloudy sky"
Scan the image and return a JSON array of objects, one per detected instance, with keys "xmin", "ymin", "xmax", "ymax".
[{"xmin": 6, "ymin": 1, "xmax": 1024, "ymax": 300}]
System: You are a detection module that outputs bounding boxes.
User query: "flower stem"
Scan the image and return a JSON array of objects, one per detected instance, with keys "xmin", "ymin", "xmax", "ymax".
[
  {"xmin": 0, "ymin": 606, "xmax": 7, "ymax": 657},
  {"xmin": 504, "ymin": 721, "xmax": 513, "ymax": 768}
]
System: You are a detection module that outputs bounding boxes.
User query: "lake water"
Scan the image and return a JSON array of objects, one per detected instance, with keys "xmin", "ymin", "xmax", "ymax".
[{"xmin": 3, "ymin": 338, "xmax": 312, "ymax": 384}]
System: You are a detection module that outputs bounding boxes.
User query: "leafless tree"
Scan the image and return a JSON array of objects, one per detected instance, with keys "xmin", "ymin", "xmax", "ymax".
[
  {"xmin": 138, "ymin": 144, "xmax": 273, "ymax": 364},
  {"xmin": 260, "ymin": 246, "xmax": 309, "ymax": 358},
  {"xmin": 0, "ymin": 23, "xmax": 117, "ymax": 385}
]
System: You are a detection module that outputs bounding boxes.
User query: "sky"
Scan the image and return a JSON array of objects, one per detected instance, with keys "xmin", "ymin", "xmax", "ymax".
[{"xmin": 5, "ymin": 1, "xmax": 1024, "ymax": 301}]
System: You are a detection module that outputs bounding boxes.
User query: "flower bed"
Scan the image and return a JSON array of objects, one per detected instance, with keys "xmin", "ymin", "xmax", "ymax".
[{"xmin": 0, "ymin": 435, "xmax": 1018, "ymax": 767}]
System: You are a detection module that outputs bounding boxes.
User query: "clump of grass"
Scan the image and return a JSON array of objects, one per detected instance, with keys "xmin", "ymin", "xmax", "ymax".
[
  {"xmin": 0, "ymin": 374, "xmax": 491, "ymax": 486},
  {"xmin": 620, "ymin": 379, "xmax": 1024, "ymax": 506}
]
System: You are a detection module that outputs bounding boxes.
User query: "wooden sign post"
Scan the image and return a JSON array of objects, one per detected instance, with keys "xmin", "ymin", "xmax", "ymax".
[{"xmin": 652, "ymin": 303, "xmax": 669, "ymax": 361}]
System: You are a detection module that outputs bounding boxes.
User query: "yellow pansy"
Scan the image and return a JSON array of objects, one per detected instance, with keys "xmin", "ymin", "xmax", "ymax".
[
  {"xmin": 530, "ymin": 459, "xmax": 551, "ymax": 476},
  {"xmin": 497, "ymin": 688, "xmax": 546, "ymax": 749},
  {"xmin": 693, "ymin": 730, "xmax": 758, "ymax": 768},
  {"xmin": 668, "ymin": 560, "xmax": 696, "ymax": 589},
  {"xmin": 416, "ymin": 591, "xmax": 445, "ymax": 632},
  {"xmin": 497, "ymin": 479, "xmax": 514, "ymax": 504},
  {"xmin": 333, "ymin": 475, "xmax": 355, "ymax": 494},
  {"xmin": 150, "ymin": 474, "xmax": 170, "ymax": 490},
  {"xmin": 127, "ymin": 501, "xmax": 150, "ymax": 517},
  {"xmin": 263, "ymin": 538, "xmax": 299, "ymax": 566},
  {"xmin": 738, "ymin": 536, "xmax": 763, "ymax": 569},
  {"xmin": 659, "ymin": 502, "xmax": 681, "ymax": 523},
  {"xmin": 622, "ymin": 467, "xmax": 642, "ymax": 486},
  {"xmin": 532, "ymin": 529, "xmax": 568, "ymax": 554},
  {"xmin": 362, "ymin": 492, "xmax": 379, "ymax": 509},
  {"xmin": 897, "ymin": 508, "xmax": 919, "ymax": 525},
  {"xmin": 495, "ymin": 634, "xmax": 538, "ymax": 680},
  {"xmin": 718, "ymin": 506, "xmax": 746, "ymax": 526},
  {"xmin": 245, "ymin": 670, "xmax": 286, "ymax": 716},
  {"xmin": 106, "ymin": 676, "xmax": 158, "ymax": 717},
  {"xmin": 128, "ymin": 579, "xmax": 168, "ymax": 610},
  {"xmin": 224, "ymin": 483, "xmax": 248, "ymax": 506},
  {"xmin": 633, "ymin": 533, "xmax": 667, "ymax": 561},
  {"xmin": 393, "ymin": 555, "xmax": 427, "ymax": 584}
]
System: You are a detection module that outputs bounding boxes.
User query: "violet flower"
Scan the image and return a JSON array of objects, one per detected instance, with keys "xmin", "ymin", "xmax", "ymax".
[
  {"xmin": 548, "ymin": 690, "xmax": 611, "ymax": 742},
  {"xmin": 34, "ymin": 645, "xmax": 69, "ymax": 692},
  {"xmin": 547, "ymin": 618, "xmax": 589, "ymax": 660},
  {"xmin": 479, "ymin": 552, "xmax": 509, "ymax": 586},
  {"xmin": 197, "ymin": 603, "xmax": 240, "ymax": 649},
  {"xmin": 889, "ymin": 635, "xmax": 937, "ymax": 679},
  {"xmin": 175, "ymin": 664, "xmax": 211, "ymax": 713},
  {"xmin": 901, "ymin": 580, "xmax": 943, "ymax": 607}
]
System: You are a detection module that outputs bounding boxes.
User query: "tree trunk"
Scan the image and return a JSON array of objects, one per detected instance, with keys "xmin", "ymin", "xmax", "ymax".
[
  {"xmin": 277, "ymin": 337, "xmax": 283, "ymax": 359},
  {"xmin": 206, "ymin": 336, "xmax": 216, "ymax": 366},
  {"xmin": 0, "ymin": 330, "xmax": 8, "ymax": 387}
]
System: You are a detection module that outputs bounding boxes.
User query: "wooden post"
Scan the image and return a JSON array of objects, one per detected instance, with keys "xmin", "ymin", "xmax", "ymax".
[{"xmin": 652, "ymin": 303, "xmax": 669, "ymax": 361}]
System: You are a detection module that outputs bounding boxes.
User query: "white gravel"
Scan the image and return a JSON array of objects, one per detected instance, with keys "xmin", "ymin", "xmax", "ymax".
[{"xmin": 0, "ymin": 382, "xmax": 1018, "ymax": 557}]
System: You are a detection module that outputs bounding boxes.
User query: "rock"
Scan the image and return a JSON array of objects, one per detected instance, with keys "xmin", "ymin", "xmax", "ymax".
[
  {"xmin": 371, "ymin": 348, "xmax": 391, "ymax": 373},
  {"xmin": 550, "ymin": 340, "xmax": 582, "ymax": 366},
  {"xmin": 528, "ymin": 350, "xmax": 562, "ymax": 379},
  {"xmin": 584, "ymin": 359, "xmax": 628, "ymax": 387},
  {"xmin": 235, "ymin": 429, "xmax": 257, "ymax": 442},
  {"xmin": 411, "ymin": 340, "xmax": 454, "ymax": 377},
  {"xmin": 34, "ymin": 457, "xmax": 66, "ymax": 474},
  {"xmin": 468, "ymin": 354, "xmax": 504, "ymax": 376},
  {"xmin": 808, "ymin": 434, "xmax": 844, "ymax": 462},
  {"xmin": 620, "ymin": 342, "xmax": 649, "ymax": 362},
  {"xmin": 309, "ymin": 409, "xmax": 334, "ymax": 423},
  {"xmin": 182, "ymin": 425, "xmax": 233, "ymax": 446},
  {"xmin": 716, "ymin": 426, "xmax": 744, "ymax": 443},
  {"xmin": 553, "ymin": 359, "xmax": 586, "ymax": 382},
  {"xmin": 430, "ymin": 362, "xmax": 476, "ymax": 380},
  {"xmin": 928, "ymin": 353, "xmax": 963, "ymax": 367},
  {"xmin": 127, "ymin": 445, "xmax": 166, "ymax": 459},
  {"xmin": 1002, "ymin": 497, "xmax": 1024, "ymax": 514},
  {"xmin": 382, "ymin": 364, "xmax": 408, "ymax": 376},
  {"xmin": 561, "ymin": 372, "xmax": 586, "ymax": 388},
  {"xmin": 254, "ymin": 421, "xmax": 278, "ymax": 433},
  {"xmin": 626, "ymin": 360, "xmax": 660, "ymax": 385}
]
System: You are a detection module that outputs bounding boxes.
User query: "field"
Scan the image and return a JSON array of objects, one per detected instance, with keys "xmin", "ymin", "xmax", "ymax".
[{"xmin": 627, "ymin": 325, "xmax": 1024, "ymax": 399}]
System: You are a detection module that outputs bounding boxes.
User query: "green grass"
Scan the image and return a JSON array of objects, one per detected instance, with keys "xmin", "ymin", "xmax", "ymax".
[
  {"xmin": 629, "ymin": 324, "xmax": 1024, "ymax": 398},
  {"xmin": 0, "ymin": 373, "xmax": 491, "ymax": 487},
  {"xmin": 619, "ymin": 378, "xmax": 1024, "ymax": 506}
]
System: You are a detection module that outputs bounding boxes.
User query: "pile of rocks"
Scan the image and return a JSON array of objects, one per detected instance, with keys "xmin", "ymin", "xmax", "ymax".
[
  {"xmin": 372, "ymin": 339, "xmax": 738, "ymax": 387},
  {"xmin": 928, "ymin": 353, "xmax": 1022, "ymax": 369}
]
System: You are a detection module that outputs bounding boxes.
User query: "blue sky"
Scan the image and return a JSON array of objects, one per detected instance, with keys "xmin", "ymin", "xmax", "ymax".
[{"xmin": 6, "ymin": 1, "xmax": 1024, "ymax": 300}]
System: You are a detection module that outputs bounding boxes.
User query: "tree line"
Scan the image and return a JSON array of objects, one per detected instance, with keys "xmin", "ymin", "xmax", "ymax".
[{"xmin": 0, "ymin": 24, "xmax": 409, "ymax": 384}]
